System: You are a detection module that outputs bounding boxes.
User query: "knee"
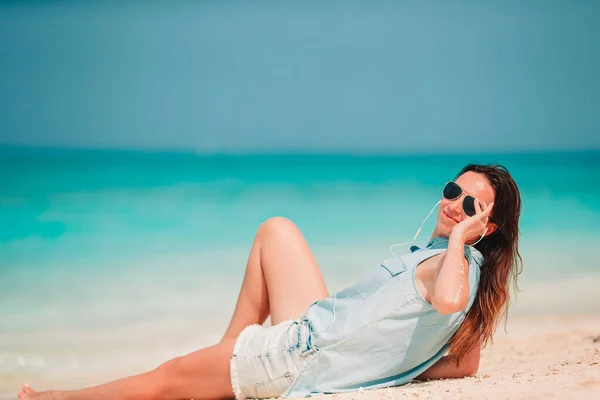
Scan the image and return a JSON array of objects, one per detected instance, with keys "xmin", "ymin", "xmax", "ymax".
[{"xmin": 259, "ymin": 216, "xmax": 298, "ymax": 235}]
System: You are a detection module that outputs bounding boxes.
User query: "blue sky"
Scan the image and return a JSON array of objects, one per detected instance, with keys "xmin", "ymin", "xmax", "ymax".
[{"xmin": 1, "ymin": 0, "xmax": 599, "ymax": 153}]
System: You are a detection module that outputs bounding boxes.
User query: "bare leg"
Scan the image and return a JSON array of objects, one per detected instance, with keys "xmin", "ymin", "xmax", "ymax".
[
  {"xmin": 18, "ymin": 339, "xmax": 237, "ymax": 400},
  {"xmin": 221, "ymin": 217, "xmax": 329, "ymax": 341},
  {"xmin": 18, "ymin": 217, "xmax": 327, "ymax": 400}
]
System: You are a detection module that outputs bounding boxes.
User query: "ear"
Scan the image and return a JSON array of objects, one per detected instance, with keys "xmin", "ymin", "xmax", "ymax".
[{"xmin": 485, "ymin": 221, "xmax": 498, "ymax": 236}]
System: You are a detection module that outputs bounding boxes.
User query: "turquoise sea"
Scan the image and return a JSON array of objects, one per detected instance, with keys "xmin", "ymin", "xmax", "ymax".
[{"xmin": 1, "ymin": 147, "xmax": 599, "ymax": 396}]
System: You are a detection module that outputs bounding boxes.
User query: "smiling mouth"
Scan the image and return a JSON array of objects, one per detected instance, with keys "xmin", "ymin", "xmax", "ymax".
[{"xmin": 443, "ymin": 211, "xmax": 460, "ymax": 223}]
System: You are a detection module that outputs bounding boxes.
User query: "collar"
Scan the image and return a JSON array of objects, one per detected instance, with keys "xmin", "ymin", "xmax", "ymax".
[{"xmin": 410, "ymin": 236, "xmax": 450, "ymax": 253}]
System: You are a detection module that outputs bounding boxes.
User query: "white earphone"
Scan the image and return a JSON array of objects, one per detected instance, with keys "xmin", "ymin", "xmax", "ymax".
[{"xmin": 389, "ymin": 200, "xmax": 488, "ymax": 258}]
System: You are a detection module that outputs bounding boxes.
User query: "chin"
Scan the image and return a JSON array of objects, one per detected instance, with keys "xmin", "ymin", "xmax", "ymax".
[{"xmin": 434, "ymin": 221, "xmax": 453, "ymax": 237}]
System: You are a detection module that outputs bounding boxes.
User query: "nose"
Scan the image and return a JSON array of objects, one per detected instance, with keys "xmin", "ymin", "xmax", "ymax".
[{"xmin": 448, "ymin": 196, "xmax": 464, "ymax": 215}]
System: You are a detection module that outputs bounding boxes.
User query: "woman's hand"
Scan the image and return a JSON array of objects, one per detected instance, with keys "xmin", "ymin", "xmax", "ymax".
[{"xmin": 451, "ymin": 200, "xmax": 494, "ymax": 244}]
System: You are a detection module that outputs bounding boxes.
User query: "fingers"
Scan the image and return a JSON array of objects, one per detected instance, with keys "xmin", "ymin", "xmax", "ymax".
[
  {"xmin": 474, "ymin": 199, "xmax": 493, "ymax": 218},
  {"xmin": 473, "ymin": 199, "xmax": 484, "ymax": 217}
]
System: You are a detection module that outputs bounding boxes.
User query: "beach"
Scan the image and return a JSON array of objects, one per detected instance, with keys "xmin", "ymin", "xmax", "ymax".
[
  {"xmin": 2, "ymin": 150, "xmax": 600, "ymax": 399},
  {"xmin": 2, "ymin": 0, "xmax": 600, "ymax": 397}
]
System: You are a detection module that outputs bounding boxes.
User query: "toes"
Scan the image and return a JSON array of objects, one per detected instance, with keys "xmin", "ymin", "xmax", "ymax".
[
  {"xmin": 23, "ymin": 385, "xmax": 36, "ymax": 395},
  {"xmin": 18, "ymin": 384, "xmax": 37, "ymax": 398}
]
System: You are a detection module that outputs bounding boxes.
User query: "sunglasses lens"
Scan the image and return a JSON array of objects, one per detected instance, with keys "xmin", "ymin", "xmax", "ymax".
[
  {"xmin": 443, "ymin": 182, "xmax": 462, "ymax": 199},
  {"xmin": 463, "ymin": 196, "xmax": 477, "ymax": 216}
]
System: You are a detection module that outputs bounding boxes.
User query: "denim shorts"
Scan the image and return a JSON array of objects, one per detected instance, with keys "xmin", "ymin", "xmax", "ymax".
[{"xmin": 229, "ymin": 318, "xmax": 317, "ymax": 399}]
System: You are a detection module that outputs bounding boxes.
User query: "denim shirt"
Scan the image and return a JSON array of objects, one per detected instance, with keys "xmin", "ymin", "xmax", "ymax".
[{"xmin": 282, "ymin": 238, "xmax": 484, "ymax": 397}]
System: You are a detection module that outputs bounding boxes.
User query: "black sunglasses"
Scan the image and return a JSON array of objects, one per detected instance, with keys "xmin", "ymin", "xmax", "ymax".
[{"xmin": 442, "ymin": 181, "xmax": 477, "ymax": 217}]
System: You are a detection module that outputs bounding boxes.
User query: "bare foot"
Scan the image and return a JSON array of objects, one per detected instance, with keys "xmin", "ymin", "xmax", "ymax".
[
  {"xmin": 17, "ymin": 384, "xmax": 52, "ymax": 400},
  {"xmin": 18, "ymin": 384, "xmax": 37, "ymax": 399}
]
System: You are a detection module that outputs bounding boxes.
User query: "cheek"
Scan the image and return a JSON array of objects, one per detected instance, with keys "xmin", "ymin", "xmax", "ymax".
[
  {"xmin": 439, "ymin": 199, "xmax": 452, "ymax": 211},
  {"xmin": 436, "ymin": 208, "xmax": 450, "ymax": 227}
]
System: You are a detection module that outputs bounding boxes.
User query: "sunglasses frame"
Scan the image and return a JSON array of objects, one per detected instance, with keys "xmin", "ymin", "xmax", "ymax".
[{"xmin": 442, "ymin": 181, "xmax": 478, "ymax": 217}]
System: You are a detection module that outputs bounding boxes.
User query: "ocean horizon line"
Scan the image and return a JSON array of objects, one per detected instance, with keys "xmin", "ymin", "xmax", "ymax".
[{"xmin": 2, "ymin": 144, "xmax": 600, "ymax": 159}]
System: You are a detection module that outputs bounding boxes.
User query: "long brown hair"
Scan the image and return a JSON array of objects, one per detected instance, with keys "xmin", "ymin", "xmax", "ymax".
[{"xmin": 448, "ymin": 163, "xmax": 523, "ymax": 364}]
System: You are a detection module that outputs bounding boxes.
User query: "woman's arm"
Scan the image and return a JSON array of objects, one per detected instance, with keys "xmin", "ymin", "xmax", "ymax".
[
  {"xmin": 430, "ymin": 232, "xmax": 470, "ymax": 314},
  {"xmin": 415, "ymin": 345, "xmax": 480, "ymax": 381},
  {"xmin": 431, "ymin": 200, "xmax": 493, "ymax": 314}
]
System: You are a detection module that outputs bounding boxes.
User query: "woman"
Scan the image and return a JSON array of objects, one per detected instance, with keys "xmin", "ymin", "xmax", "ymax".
[{"xmin": 18, "ymin": 163, "xmax": 522, "ymax": 400}]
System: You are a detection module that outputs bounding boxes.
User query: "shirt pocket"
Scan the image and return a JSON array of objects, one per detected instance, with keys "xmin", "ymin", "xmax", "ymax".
[{"xmin": 380, "ymin": 256, "xmax": 408, "ymax": 276}]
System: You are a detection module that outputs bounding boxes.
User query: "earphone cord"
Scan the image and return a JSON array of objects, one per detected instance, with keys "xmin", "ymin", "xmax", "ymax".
[
  {"xmin": 389, "ymin": 200, "xmax": 488, "ymax": 258},
  {"xmin": 389, "ymin": 200, "xmax": 441, "ymax": 258}
]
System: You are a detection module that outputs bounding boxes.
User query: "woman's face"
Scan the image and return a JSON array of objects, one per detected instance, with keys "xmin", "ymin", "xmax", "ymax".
[{"xmin": 435, "ymin": 171, "xmax": 496, "ymax": 237}]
